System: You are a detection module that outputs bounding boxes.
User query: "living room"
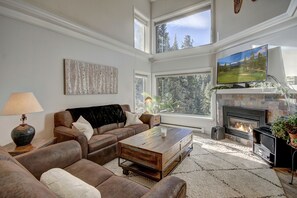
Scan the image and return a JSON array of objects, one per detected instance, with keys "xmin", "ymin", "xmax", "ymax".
[{"xmin": 0, "ymin": 0, "xmax": 297, "ymax": 197}]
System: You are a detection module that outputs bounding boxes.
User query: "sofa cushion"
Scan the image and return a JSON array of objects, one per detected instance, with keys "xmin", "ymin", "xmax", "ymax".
[
  {"xmin": 118, "ymin": 122, "xmax": 125, "ymax": 128},
  {"xmin": 97, "ymin": 175, "xmax": 149, "ymax": 198},
  {"xmin": 88, "ymin": 134, "xmax": 117, "ymax": 153},
  {"xmin": 105, "ymin": 128, "xmax": 134, "ymax": 141},
  {"xmin": 124, "ymin": 111, "xmax": 143, "ymax": 127},
  {"xmin": 97, "ymin": 123, "xmax": 118, "ymax": 134},
  {"xmin": 126, "ymin": 124, "xmax": 149, "ymax": 134},
  {"xmin": 73, "ymin": 116, "xmax": 94, "ymax": 141},
  {"xmin": 64, "ymin": 159, "xmax": 113, "ymax": 187},
  {"xmin": 41, "ymin": 168, "xmax": 101, "ymax": 198}
]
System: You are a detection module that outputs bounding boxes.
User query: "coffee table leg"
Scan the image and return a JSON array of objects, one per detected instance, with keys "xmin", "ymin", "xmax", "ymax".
[
  {"xmin": 123, "ymin": 169, "xmax": 129, "ymax": 175},
  {"xmin": 118, "ymin": 157, "xmax": 130, "ymax": 175}
]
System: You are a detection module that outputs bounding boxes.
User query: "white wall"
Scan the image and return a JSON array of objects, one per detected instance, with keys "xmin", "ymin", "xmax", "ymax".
[
  {"xmin": 215, "ymin": 0, "xmax": 291, "ymax": 40},
  {"xmin": 20, "ymin": 0, "xmax": 151, "ymax": 47},
  {"xmin": 0, "ymin": 15, "xmax": 151, "ymax": 146},
  {"xmin": 152, "ymin": 53, "xmax": 212, "ymax": 73}
]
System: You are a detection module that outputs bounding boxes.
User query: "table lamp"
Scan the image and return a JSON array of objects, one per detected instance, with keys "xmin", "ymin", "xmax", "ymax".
[{"xmin": 1, "ymin": 92, "xmax": 43, "ymax": 146}]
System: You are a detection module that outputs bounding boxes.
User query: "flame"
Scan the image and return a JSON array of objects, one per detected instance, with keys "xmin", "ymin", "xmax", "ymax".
[{"xmin": 233, "ymin": 122, "xmax": 253, "ymax": 133}]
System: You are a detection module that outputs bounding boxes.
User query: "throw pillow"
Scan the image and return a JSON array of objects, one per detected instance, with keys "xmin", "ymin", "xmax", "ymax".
[
  {"xmin": 40, "ymin": 168, "xmax": 101, "ymax": 198},
  {"xmin": 72, "ymin": 116, "xmax": 93, "ymax": 141},
  {"xmin": 124, "ymin": 111, "xmax": 143, "ymax": 127}
]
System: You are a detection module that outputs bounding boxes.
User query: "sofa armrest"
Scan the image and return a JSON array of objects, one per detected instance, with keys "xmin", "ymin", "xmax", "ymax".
[
  {"xmin": 141, "ymin": 176, "xmax": 186, "ymax": 198},
  {"xmin": 15, "ymin": 140, "xmax": 82, "ymax": 180},
  {"xmin": 139, "ymin": 114, "xmax": 155, "ymax": 128},
  {"xmin": 54, "ymin": 126, "xmax": 88, "ymax": 158}
]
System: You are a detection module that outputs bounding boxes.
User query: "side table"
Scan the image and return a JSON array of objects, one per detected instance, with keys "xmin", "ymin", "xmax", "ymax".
[
  {"xmin": 152, "ymin": 114, "xmax": 161, "ymax": 127},
  {"xmin": 3, "ymin": 137, "xmax": 57, "ymax": 156}
]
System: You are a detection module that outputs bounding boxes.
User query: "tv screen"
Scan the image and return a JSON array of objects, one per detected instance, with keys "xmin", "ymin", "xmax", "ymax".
[{"xmin": 217, "ymin": 45, "xmax": 268, "ymax": 84}]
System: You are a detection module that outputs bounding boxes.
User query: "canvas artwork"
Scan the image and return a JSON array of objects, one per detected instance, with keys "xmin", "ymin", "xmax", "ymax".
[{"xmin": 64, "ymin": 59, "xmax": 118, "ymax": 95}]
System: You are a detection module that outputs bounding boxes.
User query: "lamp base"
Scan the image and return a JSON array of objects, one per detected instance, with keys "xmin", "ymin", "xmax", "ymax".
[{"xmin": 11, "ymin": 124, "xmax": 35, "ymax": 146}]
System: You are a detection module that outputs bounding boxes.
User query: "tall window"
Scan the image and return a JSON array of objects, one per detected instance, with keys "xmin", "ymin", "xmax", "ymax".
[
  {"xmin": 156, "ymin": 72, "xmax": 211, "ymax": 116},
  {"xmin": 134, "ymin": 74, "xmax": 148, "ymax": 113},
  {"xmin": 155, "ymin": 6, "xmax": 211, "ymax": 53},
  {"xmin": 134, "ymin": 18, "xmax": 145, "ymax": 51},
  {"xmin": 134, "ymin": 10, "xmax": 148, "ymax": 52}
]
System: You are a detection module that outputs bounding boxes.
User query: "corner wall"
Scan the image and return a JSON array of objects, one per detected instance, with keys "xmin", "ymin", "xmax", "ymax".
[
  {"xmin": 215, "ymin": 0, "xmax": 291, "ymax": 40},
  {"xmin": 0, "ymin": 15, "xmax": 151, "ymax": 146}
]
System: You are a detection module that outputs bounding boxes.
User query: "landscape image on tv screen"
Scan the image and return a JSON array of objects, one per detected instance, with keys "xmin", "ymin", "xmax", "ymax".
[{"xmin": 217, "ymin": 45, "xmax": 267, "ymax": 84}]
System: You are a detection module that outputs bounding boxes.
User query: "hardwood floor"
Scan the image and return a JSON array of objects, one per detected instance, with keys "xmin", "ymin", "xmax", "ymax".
[{"xmin": 274, "ymin": 168, "xmax": 297, "ymax": 198}]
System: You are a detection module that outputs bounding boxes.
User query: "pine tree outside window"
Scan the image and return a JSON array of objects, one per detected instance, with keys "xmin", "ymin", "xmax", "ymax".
[
  {"xmin": 155, "ymin": 72, "xmax": 211, "ymax": 116},
  {"xmin": 155, "ymin": 6, "xmax": 211, "ymax": 53}
]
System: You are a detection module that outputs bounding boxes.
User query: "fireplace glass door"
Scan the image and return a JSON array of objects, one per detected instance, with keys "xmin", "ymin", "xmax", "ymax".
[{"xmin": 228, "ymin": 117, "xmax": 259, "ymax": 134}]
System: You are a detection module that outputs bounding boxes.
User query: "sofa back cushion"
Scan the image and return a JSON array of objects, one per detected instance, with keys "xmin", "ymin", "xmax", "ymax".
[
  {"xmin": 0, "ymin": 147, "xmax": 56, "ymax": 197},
  {"xmin": 66, "ymin": 104, "xmax": 126, "ymax": 129},
  {"xmin": 16, "ymin": 141, "xmax": 82, "ymax": 180},
  {"xmin": 54, "ymin": 104, "xmax": 131, "ymax": 133}
]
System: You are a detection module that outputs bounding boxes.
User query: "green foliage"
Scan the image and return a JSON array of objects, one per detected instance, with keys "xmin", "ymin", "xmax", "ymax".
[
  {"xmin": 156, "ymin": 24, "xmax": 171, "ymax": 53},
  {"xmin": 156, "ymin": 24, "xmax": 195, "ymax": 53},
  {"xmin": 143, "ymin": 73, "xmax": 211, "ymax": 116},
  {"xmin": 171, "ymin": 34, "xmax": 179, "ymax": 51},
  {"xmin": 156, "ymin": 73, "xmax": 211, "ymax": 116},
  {"xmin": 272, "ymin": 114, "xmax": 297, "ymax": 142}
]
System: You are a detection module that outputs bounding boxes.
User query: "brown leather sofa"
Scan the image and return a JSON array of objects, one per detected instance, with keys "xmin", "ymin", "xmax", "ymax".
[
  {"xmin": 54, "ymin": 104, "xmax": 155, "ymax": 165},
  {"xmin": 0, "ymin": 141, "xmax": 186, "ymax": 198}
]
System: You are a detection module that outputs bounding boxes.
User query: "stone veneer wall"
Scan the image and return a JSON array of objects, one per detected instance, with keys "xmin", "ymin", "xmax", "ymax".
[{"xmin": 216, "ymin": 93, "xmax": 297, "ymax": 146}]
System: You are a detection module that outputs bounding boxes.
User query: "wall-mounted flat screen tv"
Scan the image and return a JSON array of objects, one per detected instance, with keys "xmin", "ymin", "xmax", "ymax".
[{"xmin": 217, "ymin": 45, "xmax": 268, "ymax": 84}]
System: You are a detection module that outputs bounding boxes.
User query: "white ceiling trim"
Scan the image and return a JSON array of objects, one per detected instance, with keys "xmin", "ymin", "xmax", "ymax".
[
  {"xmin": 0, "ymin": 0, "xmax": 296, "ymax": 63},
  {"xmin": 0, "ymin": 0, "xmax": 151, "ymax": 62}
]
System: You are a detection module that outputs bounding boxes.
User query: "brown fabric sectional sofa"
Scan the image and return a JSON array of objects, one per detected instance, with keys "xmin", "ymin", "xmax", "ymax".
[
  {"xmin": 0, "ymin": 140, "xmax": 187, "ymax": 198},
  {"xmin": 54, "ymin": 104, "xmax": 155, "ymax": 165}
]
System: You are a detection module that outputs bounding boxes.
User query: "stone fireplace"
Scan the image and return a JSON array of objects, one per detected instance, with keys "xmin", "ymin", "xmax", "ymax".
[
  {"xmin": 223, "ymin": 106, "xmax": 267, "ymax": 140},
  {"xmin": 216, "ymin": 90, "xmax": 297, "ymax": 146}
]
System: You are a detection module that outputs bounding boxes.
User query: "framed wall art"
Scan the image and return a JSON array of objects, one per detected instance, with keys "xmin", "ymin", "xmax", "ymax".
[{"xmin": 64, "ymin": 59, "xmax": 118, "ymax": 95}]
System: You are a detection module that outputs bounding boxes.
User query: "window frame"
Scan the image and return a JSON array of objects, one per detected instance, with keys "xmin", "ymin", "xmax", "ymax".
[
  {"xmin": 152, "ymin": 1, "xmax": 213, "ymax": 54},
  {"xmin": 133, "ymin": 71, "xmax": 151, "ymax": 113},
  {"xmin": 134, "ymin": 9, "xmax": 150, "ymax": 53},
  {"xmin": 152, "ymin": 68, "xmax": 214, "ymax": 119}
]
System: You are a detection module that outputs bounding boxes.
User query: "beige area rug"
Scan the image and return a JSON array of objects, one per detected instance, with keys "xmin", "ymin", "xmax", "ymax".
[{"xmin": 103, "ymin": 133, "xmax": 286, "ymax": 198}]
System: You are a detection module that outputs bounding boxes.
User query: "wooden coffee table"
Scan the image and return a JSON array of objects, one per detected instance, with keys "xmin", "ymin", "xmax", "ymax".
[{"xmin": 118, "ymin": 126, "xmax": 193, "ymax": 181}]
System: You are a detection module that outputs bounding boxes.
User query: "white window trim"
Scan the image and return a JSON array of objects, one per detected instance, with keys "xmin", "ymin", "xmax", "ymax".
[
  {"xmin": 134, "ymin": 8, "xmax": 150, "ymax": 53},
  {"xmin": 152, "ymin": 67, "xmax": 214, "ymax": 119},
  {"xmin": 152, "ymin": 0, "xmax": 212, "ymax": 54},
  {"xmin": 133, "ymin": 70, "xmax": 151, "ymax": 112}
]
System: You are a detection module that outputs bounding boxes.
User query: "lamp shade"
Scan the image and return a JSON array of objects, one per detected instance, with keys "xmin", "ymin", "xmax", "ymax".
[{"xmin": 1, "ymin": 92, "xmax": 43, "ymax": 115}]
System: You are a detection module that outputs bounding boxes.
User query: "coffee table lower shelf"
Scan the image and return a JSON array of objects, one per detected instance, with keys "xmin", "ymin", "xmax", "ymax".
[{"xmin": 118, "ymin": 145, "xmax": 193, "ymax": 181}]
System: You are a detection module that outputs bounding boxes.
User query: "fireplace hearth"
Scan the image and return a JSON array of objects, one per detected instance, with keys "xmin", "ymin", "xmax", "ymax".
[{"xmin": 223, "ymin": 106, "xmax": 267, "ymax": 140}]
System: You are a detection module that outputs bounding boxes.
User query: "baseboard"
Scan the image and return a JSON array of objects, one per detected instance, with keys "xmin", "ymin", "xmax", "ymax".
[{"xmin": 160, "ymin": 123, "xmax": 205, "ymax": 133}]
